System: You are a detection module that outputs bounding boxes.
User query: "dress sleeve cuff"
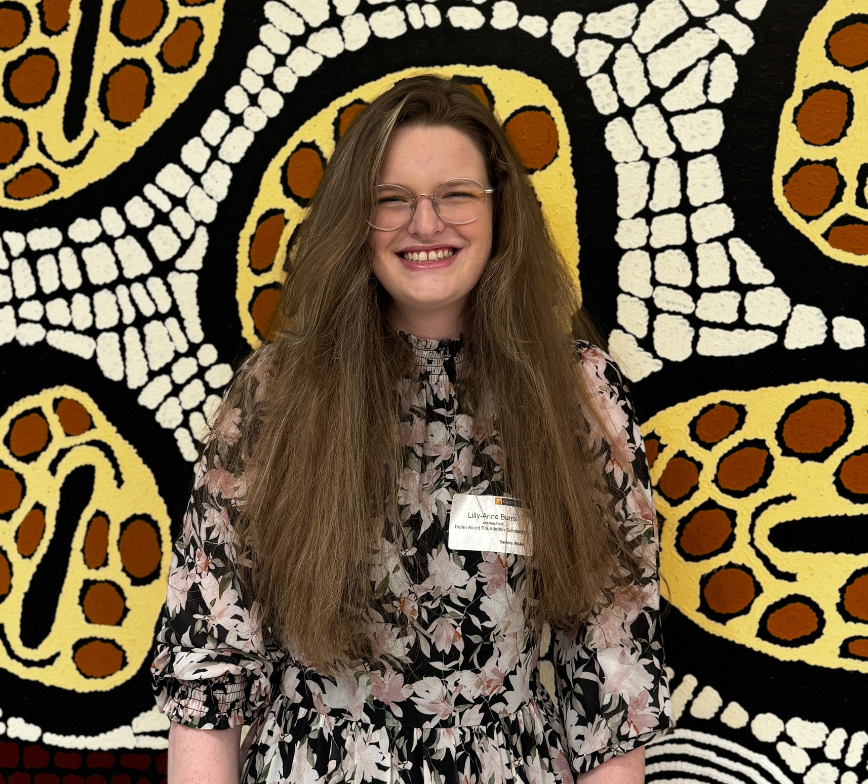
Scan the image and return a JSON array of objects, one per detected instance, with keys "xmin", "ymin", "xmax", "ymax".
[
  {"xmin": 573, "ymin": 726, "xmax": 672, "ymax": 773},
  {"xmin": 157, "ymin": 672, "xmax": 250, "ymax": 730}
]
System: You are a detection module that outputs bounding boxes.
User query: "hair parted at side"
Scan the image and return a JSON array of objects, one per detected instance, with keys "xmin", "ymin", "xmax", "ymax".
[{"xmin": 207, "ymin": 74, "xmax": 643, "ymax": 672}]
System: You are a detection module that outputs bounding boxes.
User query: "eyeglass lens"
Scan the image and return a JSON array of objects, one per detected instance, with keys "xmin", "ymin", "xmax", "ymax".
[{"xmin": 370, "ymin": 178, "xmax": 489, "ymax": 230}]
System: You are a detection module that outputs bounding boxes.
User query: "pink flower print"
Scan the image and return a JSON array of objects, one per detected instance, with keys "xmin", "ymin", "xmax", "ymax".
[
  {"xmin": 199, "ymin": 455, "xmax": 238, "ymax": 500},
  {"xmin": 426, "ymin": 546, "xmax": 470, "ymax": 593},
  {"xmin": 621, "ymin": 691, "xmax": 659, "ymax": 736},
  {"xmin": 587, "ymin": 604, "xmax": 629, "ymax": 649},
  {"xmin": 455, "ymin": 414, "xmax": 475, "ymax": 441},
  {"xmin": 433, "ymin": 377, "xmax": 453, "ymax": 401},
  {"xmin": 452, "ymin": 444, "xmax": 481, "ymax": 486},
  {"xmin": 204, "ymin": 505, "xmax": 233, "ymax": 544},
  {"xmin": 550, "ymin": 749, "xmax": 573, "ymax": 783},
  {"xmin": 369, "ymin": 669, "xmax": 414, "ymax": 716},
  {"xmin": 214, "ymin": 407, "xmax": 242, "ymax": 446},
  {"xmin": 479, "ymin": 663, "xmax": 506, "ymax": 696},
  {"xmin": 398, "ymin": 594, "xmax": 418, "ymax": 621},
  {"xmin": 400, "ymin": 416, "xmax": 426, "ymax": 453},
  {"xmin": 597, "ymin": 647, "xmax": 655, "ymax": 703},
  {"xmin": 194, "ymin": 548, "xmax": 211, "ymax": 574},
  {"xmin": 429, "ymin": 616, "xmax": 463, "ymax": 654},
  {"xmin": 397, "ymin": 465, "xmax": 448, "ymax": 533},
  {"xmin": 477, "ymin": 553, "xmax": 509, "ymax": 596},
  {"xmin": 412, "ymin": 677, "xmax": 454, "ymax": 721},
  {"xmin": 423, "ymin": 421, "xmax": 454, "ymax": 466}
]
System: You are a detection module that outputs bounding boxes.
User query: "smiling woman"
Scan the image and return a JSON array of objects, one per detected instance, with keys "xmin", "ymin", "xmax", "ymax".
[{"xmin": 151, "ymin": 75, "xmax": 672, "ymax": 784}]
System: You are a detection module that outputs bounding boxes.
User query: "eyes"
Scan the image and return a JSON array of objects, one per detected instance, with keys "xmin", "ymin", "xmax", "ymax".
[{"xmin": 374, "ymin": 189, "xmax": 479, "ymax": 205}]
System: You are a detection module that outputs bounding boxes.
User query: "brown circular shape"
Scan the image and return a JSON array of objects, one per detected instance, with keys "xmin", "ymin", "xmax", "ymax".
[
  {"xmin": 55, "ymin": 398, "xmax": 92, "ymax": 436},
  {"xmin": 703, "ymin": 568, "xmax": 755, "ymax": 615},
  {"xmin": 783, "ymin": 163, "xmax": 839, "ymax": 218},
  {"xmin": 103, "ymin": 63, "xmax": 150, "ymax": 125},
  {"xmin": 0, "ymin": 549, "xmax": 10, "ymax": 596},
  {"xmin": 0, "ymin": 468, "xmax": 23, "ymax": 514},
  {"xmin": 5, "ymin": 164, "xmax": 55, "ymax": 199},
  {"xmin": 657, "ymin": 456, "xmax": 699, "ymax": 501},
  {"xmin": 82, "ymin": 583, "xmax": 125, "ymax": 626},
  {"xmin": 843, "ymin": 573, "xmax": 868, "ymax": 621},
  {"xmin": 0, "ymin": 120, "xmax": 25, "ymax": 165},
  {"xmin": 644, "ymin": 438, "xmax": 659, "ymax": 467},
  {"xmin": 337, "ymin": 102, "xmax": 367, "ymax": 138},
  {"xmin": 795, "ymin": 88, "xmax": 849, "ymax": 145},
  {"xmin": 695, "ymin": 404, "xmax": 741, "ymax": 445},
  {"xmin": 9, "ymin": 52, "xmax": 57, "ymax": 105},
  {"xmin": 16, "ymin": 508, "xmax": 45, "ymax": 557},
  {"xmin": 765, "ymin": 601, "xmax": 819, "ymax": 641},
  {"xmin": 285, "ymin": 147, "xmax": 323, "ymax": 201},
  {"xmin": 41, "ymin": 0, "xmax": 71, "ymax": 33},
  {"xmin": 251, "ymin": 287, "xmax": 281, "ymax": 340},
  {"xmin": 504, "ymin": 110, "xmax": 558, "ymax": 171},
  {"xmin": 9, "ymin": 411, "xmax": 49, "ymax": 458},
  {"xmin": 84, "ymin": 514, "xmax": 109, "ymax": 569},
  {"xmin": 716, "ymin": 446, "xmax": 769, "ymax": 493},
  {"xmin": 781, "ymin": 397, "xmax": 847, "ymax": 455},
  {"xmin": 828, "ymin": 22, "xmax": 868, "ymax": 69},
  {"xmin": 839, "ymin": 452, "xmax": 868, "ymax": 495},
  {"xmin": 0, "ymin": 7, "xmax": 27, "ymax": 49},
  {"xmin": 847, "ymin": 638, "xmax": 868, "ymax": 658},
  {"xmin": 117, "ymin": 0, "xmax": 165, "ymax": 41},
  {"xmin": 680, "ymin": 508, "xmax": 733, "ymax": 557},
  {"xmin": 249, "ymin": 214, "xmax": 285, "ymax": 272},
  {"xmin": 73, "ymin": 640, "xmax": 124, "ymax": 678},
  {"xmin": 827, "ymin": 224, "xmax": 868, "ymax": 255},
  {"xmin": 160, "ymin": 18, "xmax": 202, "ymax": 70},
  {"xmin": 119, "ymin": 518, "xmax": 161, "ymax": 579}
]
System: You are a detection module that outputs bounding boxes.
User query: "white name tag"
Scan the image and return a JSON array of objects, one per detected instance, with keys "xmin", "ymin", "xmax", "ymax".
[{"xmin": 448, "ymin": 494, "xmax": 531, "ymax": 556}]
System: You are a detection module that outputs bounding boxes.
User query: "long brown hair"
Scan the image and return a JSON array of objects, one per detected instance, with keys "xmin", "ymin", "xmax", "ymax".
[{"xmin": 212, "ymin": 75, "xmax": 640, "ymax": 671}]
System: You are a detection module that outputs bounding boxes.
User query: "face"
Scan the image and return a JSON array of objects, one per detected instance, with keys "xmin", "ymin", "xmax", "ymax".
[{"xmin": 369, "ymin": 124, "xmax": 494, "ymax": 337}]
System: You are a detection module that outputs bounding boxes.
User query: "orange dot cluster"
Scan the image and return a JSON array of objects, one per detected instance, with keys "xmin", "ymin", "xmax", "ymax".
[
  {"xmin": 655, "ymin": 392, "xmax": 866, "ymax": 647},
  {"xmin": 0, "ymin": 398, "xmax": 162, "ymax": 680},
  {"xmin": 1, "ymin": 0, "xmax": 207, "ymax": 200},
  {"xmin": 782, "ymin": 17, "xmax": 868, "ymax": 255}
]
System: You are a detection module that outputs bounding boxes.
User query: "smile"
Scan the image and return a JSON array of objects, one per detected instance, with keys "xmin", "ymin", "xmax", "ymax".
[{"xmin": 400, "ymin": 248, "xmax": 455, "ymax": 262}]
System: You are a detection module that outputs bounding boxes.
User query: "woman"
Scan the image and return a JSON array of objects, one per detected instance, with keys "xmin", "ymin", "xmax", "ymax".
[{"xmin": 152, "ymin": 75, "xmax": 672, "ymax": 784}]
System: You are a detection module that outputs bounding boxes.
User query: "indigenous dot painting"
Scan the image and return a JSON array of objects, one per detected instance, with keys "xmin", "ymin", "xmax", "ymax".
[{"xmin": 0, "ymin": 0, "xmax": 864, "ymax": 782}]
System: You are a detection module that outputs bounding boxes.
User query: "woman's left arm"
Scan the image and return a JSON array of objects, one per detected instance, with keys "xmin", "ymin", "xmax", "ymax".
[{"xmin": 548, "ymin": 344, "xmax": 674, "ymax": 778}]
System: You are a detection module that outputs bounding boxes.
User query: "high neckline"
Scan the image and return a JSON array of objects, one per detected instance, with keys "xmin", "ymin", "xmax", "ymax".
[{"xmin": 398, "ymin": 331, "xmax": 464, "ymax": 380}]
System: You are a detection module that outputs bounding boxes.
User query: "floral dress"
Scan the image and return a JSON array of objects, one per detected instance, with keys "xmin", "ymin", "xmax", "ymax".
[{"xmin": 151, "ymin": 335, "xmax": 673, "ymax": 784}]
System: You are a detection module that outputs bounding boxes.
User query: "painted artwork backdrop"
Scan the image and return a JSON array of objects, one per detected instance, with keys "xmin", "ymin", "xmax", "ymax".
[{"xmin": 0, "ymin": 0, "xmax": 865, "ymax": 782}]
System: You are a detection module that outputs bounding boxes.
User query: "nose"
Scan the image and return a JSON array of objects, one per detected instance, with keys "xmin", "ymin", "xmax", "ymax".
[{"xmin": 407, "ymin": 195, "xmax": 445, "ymax": 237}]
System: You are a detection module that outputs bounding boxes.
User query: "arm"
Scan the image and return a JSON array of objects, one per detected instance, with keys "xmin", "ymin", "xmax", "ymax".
[
  {"xmin": 151, "ymin": 389, "xmax": 281, "ymax": 766},
  {"xmin": 548, "ymin": 344, "xmax": 672, "ymax": 775},
  {"xmin": 576, "ymin": 747, "xmax": 645, "ymax": 784},
  {"xmin": 168, "ymin": 723, "xmax": 242, "ymax": 784}
]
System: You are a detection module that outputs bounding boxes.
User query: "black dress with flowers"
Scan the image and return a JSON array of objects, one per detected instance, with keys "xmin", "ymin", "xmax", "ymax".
[{"xmin": 151, "ymin": 335, "xmax": 673, "ymax": 784}]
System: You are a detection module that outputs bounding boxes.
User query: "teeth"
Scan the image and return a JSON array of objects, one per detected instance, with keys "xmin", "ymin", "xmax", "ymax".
[{"xmin": 403, "ymin": 248, "xmax": 454, "ymax": 261}]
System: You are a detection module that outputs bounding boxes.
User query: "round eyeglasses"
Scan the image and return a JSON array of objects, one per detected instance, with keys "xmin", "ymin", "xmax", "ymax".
[{"xmin": 368, "ymin": 178, "xmax": 495, "ymax": 232}]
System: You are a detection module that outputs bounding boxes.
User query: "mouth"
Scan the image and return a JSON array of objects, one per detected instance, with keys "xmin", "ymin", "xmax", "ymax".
[{"xmin": 399, "ymin": 247, "xmax": 456, "ymax": 262}]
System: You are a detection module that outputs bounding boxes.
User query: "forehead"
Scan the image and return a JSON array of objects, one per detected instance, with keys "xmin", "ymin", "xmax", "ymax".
[{"xmin": 379, "ymin": 124, "xmax": 488, "ymax": 185}]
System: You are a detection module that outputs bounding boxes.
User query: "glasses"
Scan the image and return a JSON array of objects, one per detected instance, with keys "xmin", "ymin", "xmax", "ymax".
[{"xmin": 368, "ymin": 178, "xmax": 495, "ymax": 231}]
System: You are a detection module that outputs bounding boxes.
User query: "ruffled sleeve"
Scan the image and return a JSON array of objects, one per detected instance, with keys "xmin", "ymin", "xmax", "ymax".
[
  {"xmin": 551, "ymin": 342, "xmax": 673, "ymax": 772},
  {"xmin": 150, "ymin": 405, "xmax": 284, "ymax": 730}
]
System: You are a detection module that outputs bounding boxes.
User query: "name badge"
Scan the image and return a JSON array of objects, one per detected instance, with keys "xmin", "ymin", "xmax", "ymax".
[{"xmin": 448, "ymin": 494, "xmax": 531, "ymax": 556}]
